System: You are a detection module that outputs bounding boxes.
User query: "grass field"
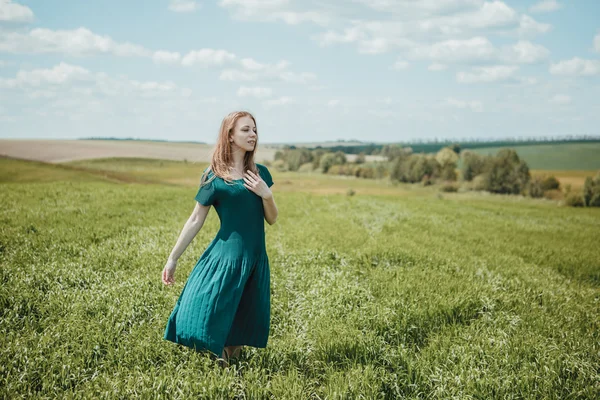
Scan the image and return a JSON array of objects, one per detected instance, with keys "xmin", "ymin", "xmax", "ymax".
[
  {"xmin": 466, "ymin": 142, "xmax": 600, "ymax": 171},
  {"xmin": 1, "ymin": 157, "xmax": 599, "ymax": 399}
]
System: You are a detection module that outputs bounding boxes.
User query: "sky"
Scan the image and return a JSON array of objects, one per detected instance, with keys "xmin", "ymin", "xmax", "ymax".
[{"xmin": 0, "ymin": 0, "xmax": 599, "ymax": 144}]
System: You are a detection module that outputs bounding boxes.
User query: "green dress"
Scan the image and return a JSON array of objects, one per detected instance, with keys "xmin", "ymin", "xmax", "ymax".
[{"xmin": 163, "ymin": 163, "xmax": 274, "ymax": 357}]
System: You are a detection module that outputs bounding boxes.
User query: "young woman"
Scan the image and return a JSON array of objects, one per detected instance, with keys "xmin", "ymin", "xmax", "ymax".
[{"xmin": 161, "ymin": 111, "xmax": 278, "ymax": 367}]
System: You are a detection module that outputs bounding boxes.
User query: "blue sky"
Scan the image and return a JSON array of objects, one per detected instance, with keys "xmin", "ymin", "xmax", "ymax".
[{"xmin": 1, "ymin": 0, "xmax": 599, "ymax": 144}]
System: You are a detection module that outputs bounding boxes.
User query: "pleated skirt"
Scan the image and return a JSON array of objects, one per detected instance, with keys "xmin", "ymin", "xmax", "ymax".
[{"xmin": 163, "ymin": 251, "xmax": 271, "ymax": 357}]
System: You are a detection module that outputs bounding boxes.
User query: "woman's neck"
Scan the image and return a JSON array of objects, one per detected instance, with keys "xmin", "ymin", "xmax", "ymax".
[{"xmin": 231, "ymin": 147, "xmax": 247, "ymax": 174}]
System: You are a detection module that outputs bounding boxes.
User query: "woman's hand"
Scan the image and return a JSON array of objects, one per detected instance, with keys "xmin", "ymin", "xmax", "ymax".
[
  {"xmin": 162, "ymin": 259, "xmax": 177, "ymax": 285},
  {"xmin": 243, "ymin": 170, "xmax": 272, "ymax": 199}
]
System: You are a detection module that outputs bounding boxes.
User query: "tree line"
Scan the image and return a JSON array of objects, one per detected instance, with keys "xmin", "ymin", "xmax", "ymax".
[{"xmin": 268, "ymin": 145, "xmax": 600, "ymax": 208}]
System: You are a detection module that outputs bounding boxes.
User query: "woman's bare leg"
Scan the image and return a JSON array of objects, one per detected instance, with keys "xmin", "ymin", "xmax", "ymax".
[{"xmin": 224, "ymin": 345, "xmax": 243, "ymax": 359}]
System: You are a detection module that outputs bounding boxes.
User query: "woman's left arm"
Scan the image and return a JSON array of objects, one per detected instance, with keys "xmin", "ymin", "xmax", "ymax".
[{"xmin": 243, "ymin": 170, "xmax": 278, "ymax": 225}]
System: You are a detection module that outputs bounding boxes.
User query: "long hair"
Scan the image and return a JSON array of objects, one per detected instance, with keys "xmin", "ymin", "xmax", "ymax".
[{"xmin": 200, "ymin": 111, "xmax": 259, "ymax": 186}]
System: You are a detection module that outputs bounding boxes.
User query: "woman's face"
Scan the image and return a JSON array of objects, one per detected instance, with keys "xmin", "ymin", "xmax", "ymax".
[{"xmin": 230, "ymin": 115, "xmax": 257, "ymax": 152}]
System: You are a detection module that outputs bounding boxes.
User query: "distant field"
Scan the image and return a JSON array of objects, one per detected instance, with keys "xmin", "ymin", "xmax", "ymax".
[
  {"xmin": 0, "ymin": 139, "xmax": 276, "ymax": 164},
  {"xmin": 466, "ymin": 142, "xmax": 600, "ymax": 171},
  {"xmin": 1, "ymin": 156, "xmax": 598, "ymax": 398}
]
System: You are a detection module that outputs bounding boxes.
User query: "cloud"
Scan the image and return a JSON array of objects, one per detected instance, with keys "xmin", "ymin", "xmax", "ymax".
[
  {"xmin": 529, "ymin": 0, "xmax": 561, "ymax": 14},
  {"xmin": 594, "ymin": 32, "xmax": 600, "ymax": 53},
  {"xmin": 181, "ymin": 49, "xmax": 236, "ymax": 67},
  {"xmin": 428, "ymin": 63, "xmax": 448, "ymax": 71},
  {"xmin": 456, "ymin": 65, "xmax": 519, "ymax": 83},
  {"xmin": 503, "ymin": 40, "xmax": 549, "ymax": 63},
  {"xmin": 327, "ymin": 99, "xmax": 339, "ymax": 107},
  {"xmin": 0, "ymin": 62, "xmax": 187, "ymax": 98},
  {"xmin": 0, "ymin": 62, "xmax": 92, "ymax": 88},
  {"xmin": 0, "ymin": 27, "xmax": 150, "ymax": 56},
  {"xmin": 153, "ymin": 51, "xmax": 182, "ymax": 65},
  {"xmin": 236, "ymin": 86, "xmax": 272, "ymax": 98},
  {"xmin": 392, "ymin": 60, "xmax": 409, "ymax": 70},
  {"xmin": 218, "ymin": 0, "xmax": 329, "ymax": 26},
  {"xmin": 409, "ymin": 36, "xmax": 496, "ymax": 63},
  {"xmin": 264, "ymin": 96, "xmax": 293, "ymax": 107},
  {"xmin": 445, "ymin": 97, "xmax": 483, "ymax": 112},
  {"xmin": 168, "ymin": 0, "xmax": 200, "ymax": 13},
  {"xmin": 0, "ymin": 0, "xmax": 34, "ymax": 22},
  {"xmin": 549, "ymin": 58, "xmax": 600, "ymax": 76},
  {"xmin": 408, "ymin": 37, "xmax": 549, "ymax": 64},
  {"xmin": 220, "ymin": 58, "xmax": 316, "ymax": 83},
  {"xmin": 549, "ymin": 94, "xmax": 571, "ymax": 105},
  {"xmin": 517, "ymin": 15, "xmax": 551, "ymax": 36}
]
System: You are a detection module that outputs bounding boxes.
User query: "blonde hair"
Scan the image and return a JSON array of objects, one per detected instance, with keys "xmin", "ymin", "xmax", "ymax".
[{"xmin": 200, "ymin": 111, "xmax": 259, "ymax": 186}]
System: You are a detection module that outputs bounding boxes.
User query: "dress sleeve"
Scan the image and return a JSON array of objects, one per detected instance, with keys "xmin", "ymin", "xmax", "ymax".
[
  {"xmin": 258, "ymin": 164, "xmax": 274, "ymax": 188},
  {"xmin": 195, "ymin": 169, "xmax": 217, "ymax": 206}
]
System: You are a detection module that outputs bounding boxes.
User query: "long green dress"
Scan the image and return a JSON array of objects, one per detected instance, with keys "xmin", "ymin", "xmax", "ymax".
[{"xmin": 163, "ymin": 163, "xmax": 274, "ymax": 357}]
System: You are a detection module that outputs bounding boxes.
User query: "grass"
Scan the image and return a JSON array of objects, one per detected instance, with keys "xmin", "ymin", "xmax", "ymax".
[
  {"xmin": 1, "ymin": 156, "xmax": 599, "ymax": 399},
  {"xmin": 466, "ymin": 142, "xmax": 600, "ymax": 171}
]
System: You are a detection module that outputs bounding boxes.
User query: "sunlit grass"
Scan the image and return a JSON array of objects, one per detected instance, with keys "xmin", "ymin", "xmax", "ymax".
[{"xmin": 1, "ymin": 157, "xmax": 599, "ymax": 398}]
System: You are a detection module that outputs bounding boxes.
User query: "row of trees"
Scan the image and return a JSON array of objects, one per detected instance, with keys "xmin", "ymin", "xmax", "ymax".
[{"xmin": 268, "ymin": 145, "xmax": 599, "ymax": 207}]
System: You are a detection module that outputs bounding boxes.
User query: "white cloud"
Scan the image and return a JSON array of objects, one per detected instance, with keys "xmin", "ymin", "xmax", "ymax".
[
  {"xmin": 236, "ymin": 86, "xmax": 272, "ymax": 98},
  {"xmin": 594, "ymin": 32, "xmax": 600, "ymax": 53},
  {"xmin": 517, "ymin": 15, "xmax": 551, "ymax": 36},
  {"xmin": 392, "ymin": 60, "xmax": 409, "ymax": 70},
  {"xmin": 153, "ymin": 51, "xmax": 182, "ymax": 65},
  {"xmin": 0, "ymin": 27, "xmax": 150, "ymax": 57},
  {"xmin": 264, "ymin": 96, "xmax": 293, "ymax": 107},
  {"xmin": 549, "ymin": 58, "xmax": 600, "ymax": 76},
  {"xmin": 168, "ymin": 0, "xmax": 200, "ymax": 13},
  {"xmin": 408, "ymin": 37, "xmax": 549, "ymax": 64},
  {"xmin": 220, "ymin": 58, "xmax": 316, "ymax": 83},
  {"xmin": 0, "ymin": 63, "xmax": 189, "ymax": 100},
  {"xmin": 428, "ymin": 63, "xmax": 448, "ymax": 71},
  {"xmin": 445, "ymin": 97, "xmax": 483, "ymax": 112},
  {"xmin": 327, "ymin": 99, "xmax": 339, "ymax": 107},
  {"xmin": 409, "ymin": 36, "xmax": 496, "ymax": 63},
  {"xmin": 218, "ymin": 0, "xmax": 329, "ymax": 26},
  {"xmin": 529, "ymin": 0, "xmax": 561, "ymax": 14},
  {"xmin": 503, "ymin": 40, "xmax": 549, "ymax": 63},
  {"xmin": 0, "ymin": 63, "xmax": 91, "ymax": 88},
  {"xmin": 549, "ymin": 94, "xmax": 571, "ymax": 105},
  {"xmin": 0, "ymin": 0, "xmax": 34, "ymax": 22},
  {"xmin": 181, "ymin": 49, "xmax": 236, "ymax": 67},
  {"xmin": 456, "ymin": 65, "xmax": 519, "ymax": 83}
]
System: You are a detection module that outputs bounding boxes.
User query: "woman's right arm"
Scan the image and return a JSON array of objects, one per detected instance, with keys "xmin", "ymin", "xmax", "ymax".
[{"xmin": 162, "ymin": 202, "xmax": 211, "ymax": 285}]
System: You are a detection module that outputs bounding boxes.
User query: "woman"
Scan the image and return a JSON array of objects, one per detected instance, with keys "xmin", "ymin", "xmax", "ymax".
[{"xmin": 161, "ymin": 111, "xmax": 278, "ymax": 367}]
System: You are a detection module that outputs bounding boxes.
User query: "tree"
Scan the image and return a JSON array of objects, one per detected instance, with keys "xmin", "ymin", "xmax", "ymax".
[{"xmin": 355, "ymin": 152, "xmax": 366, "ymax": 164}]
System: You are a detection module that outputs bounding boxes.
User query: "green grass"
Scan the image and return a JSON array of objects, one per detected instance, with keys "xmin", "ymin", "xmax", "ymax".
[
  {"xmin": 464, "ymin": 142, "xmax": 600, "ymax": 171},
  {"xmin": 1, "ymin": 157, "xmax": 599, "ymax": 399}
]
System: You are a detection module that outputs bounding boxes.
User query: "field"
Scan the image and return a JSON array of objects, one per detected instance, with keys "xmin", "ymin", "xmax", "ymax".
[
  {"xmin": 0, "ymin": 139, "xmax": 276, "ymax": 164},
  {"xmin": 467, "ymin": 142, "xmax": 600, "ymax": 171},
  {"xmin": 1, "ymin": 156, "xmax": 599, "ymax": 399}
]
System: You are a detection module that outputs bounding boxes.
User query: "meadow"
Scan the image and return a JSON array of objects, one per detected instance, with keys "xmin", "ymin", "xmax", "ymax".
[{"xmin": 1, "ymin": 156, "xmax": 599, "ymax": 399}]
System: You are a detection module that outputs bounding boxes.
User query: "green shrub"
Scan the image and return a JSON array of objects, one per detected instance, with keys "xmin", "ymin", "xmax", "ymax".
[
  {"xmin": 527, "ymin": 176, "xmax": 545, "ymax": 198},
  {"xmin": 564, "ymin": 192, "xmax": 585, "ymax": 207},
  {"xmin": 482, "ymin": 149, "xmax": 530, "ymax": 195},
  {"xmin": 440, "ymin": 182, "xmax": 459, "ymax": 192},
  {"xmin": 583, "ymin": 171, "xmax": 600, "ymax": 207},
  {"xmin": 272, "ymin": 159, "xmax": 287, "ymax": 172},
  {"xmin": 298, "ymin": 162, "xmax": 313, "ymax": 173},
  {"xmin": 319, "ymin": 153, "xmax": 337, "ymax": 173},
  {"xmin": 355, "ymin": 152, "xmax": 366, "ymax": 164},
  {"xmin": 460, "ymin": 150, "xmax": 486, "ymax": 181},
  {"xmin": 541, "ymin": 175, "xmax": 560, "ymax": 191},
  {"xmin": 471, "ymin": 174, "xmax": 488, "ymax": 191},
  {"xmin": 391, "ymin": 154, "xmax": 439, "ymax": 183}
]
